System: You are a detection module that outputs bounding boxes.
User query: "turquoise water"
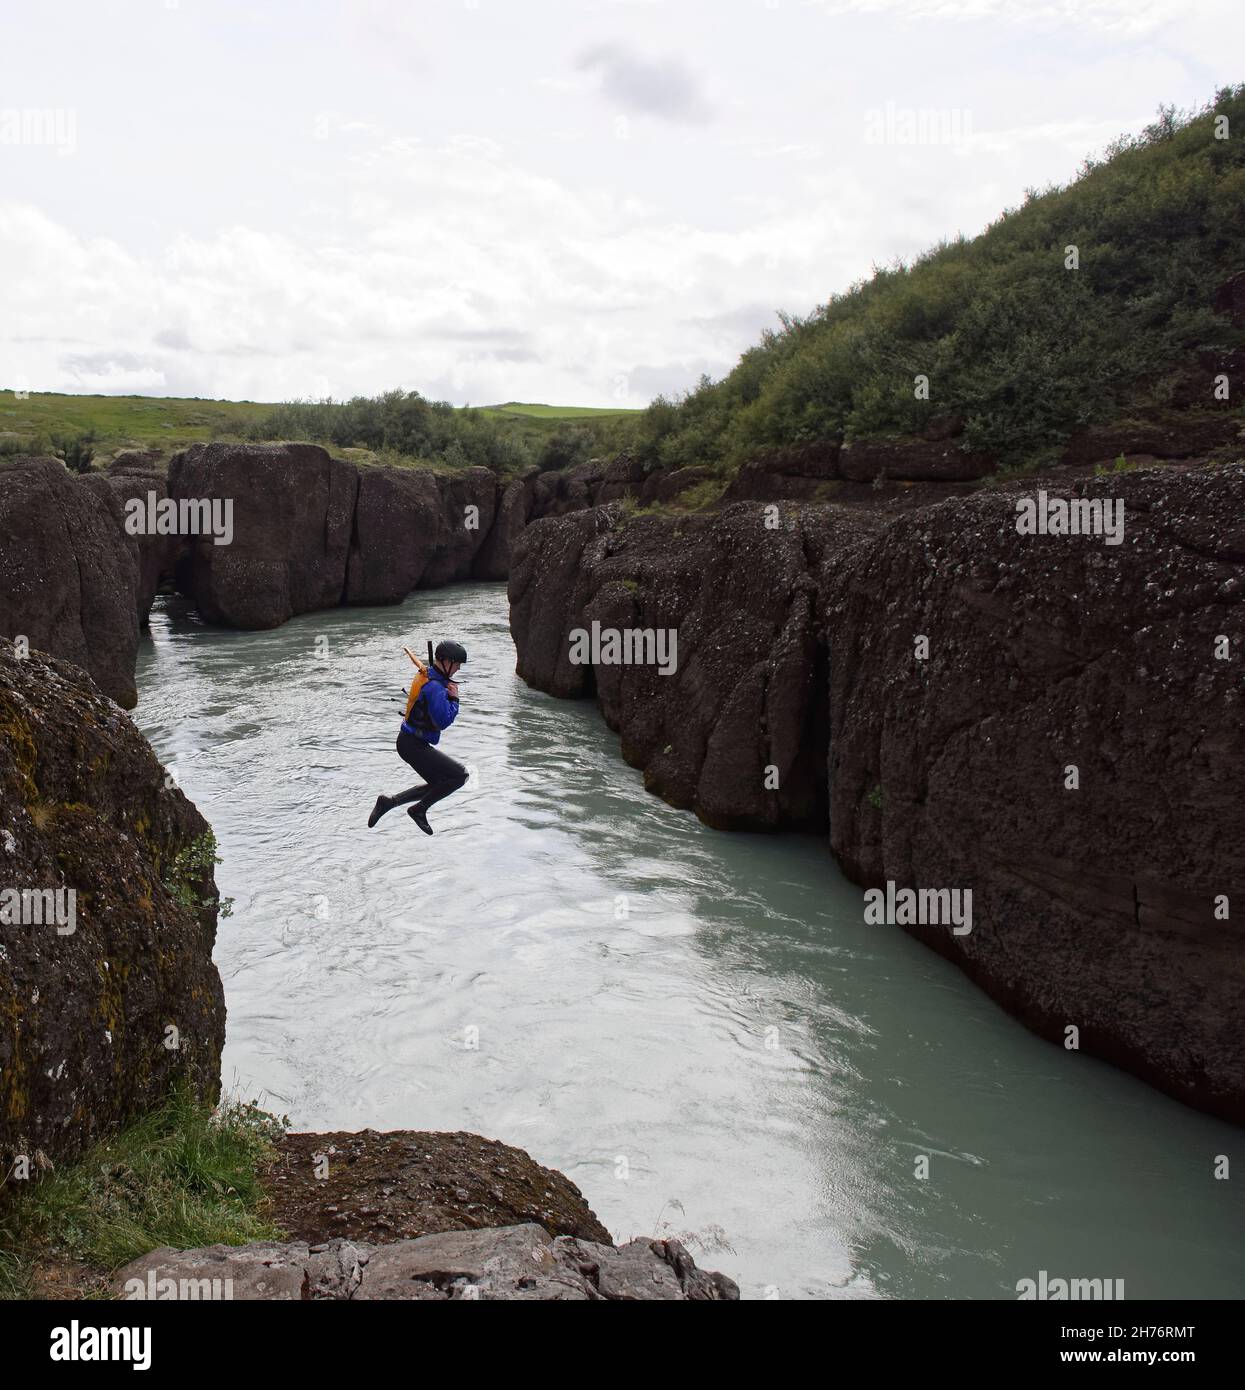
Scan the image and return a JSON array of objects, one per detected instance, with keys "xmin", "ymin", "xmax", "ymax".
[{"xmin": 135, "ymin": 583, "xmax": 1244, "ymax": 1300}]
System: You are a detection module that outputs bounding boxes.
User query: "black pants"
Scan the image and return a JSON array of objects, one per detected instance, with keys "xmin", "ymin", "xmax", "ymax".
[{"xmin": 392, "ymin": 729, "xmax": 467, "ymax": 811}]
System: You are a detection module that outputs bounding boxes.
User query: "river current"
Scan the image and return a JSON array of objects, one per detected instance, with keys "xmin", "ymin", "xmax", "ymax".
[{"xmin": 134, "ymin": 583, "xmax": 1243, "ymax": 1300}]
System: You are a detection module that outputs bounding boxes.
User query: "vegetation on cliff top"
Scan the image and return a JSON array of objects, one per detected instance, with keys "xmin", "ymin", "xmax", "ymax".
[
  {"xmin": 0, "ymin": 391, "xmax": 637, "ymax": 479},
  {"xmin": 633, "ymin": 87, "xmax": 1245, "ymax": 474},
  {"xmin": 0, "ymin": 1088, "xmax": 285, "ymax": 1299}
]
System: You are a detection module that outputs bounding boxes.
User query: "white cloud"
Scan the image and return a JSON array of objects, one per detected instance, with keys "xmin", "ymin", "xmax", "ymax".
[
  {"xmin": 806, "ymin": 0, "xmax": 1204, "ymax": 36},
  {"xmin": 0, "ymin": 0, "xmax": 1238, "ymax": 407}
]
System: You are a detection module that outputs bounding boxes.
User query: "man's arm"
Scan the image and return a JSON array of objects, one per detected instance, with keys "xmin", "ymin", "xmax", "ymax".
[{"xmin": 425, "ymin": 682, "xmax": 460, "ymax": 730}]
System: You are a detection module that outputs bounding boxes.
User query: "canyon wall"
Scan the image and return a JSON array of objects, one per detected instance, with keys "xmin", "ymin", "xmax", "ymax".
[{"xmin": 508, "ymin": 464, "xmax": 1245, "ymax": 1123}]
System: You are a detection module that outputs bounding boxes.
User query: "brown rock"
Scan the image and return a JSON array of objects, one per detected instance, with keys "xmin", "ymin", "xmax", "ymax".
[
  {"xmin": 473, "ymin": 476, "xmax": 534, "ymax": 581},
  {"xmin": 345, "ymin": 467, "xmax": 443, "ymax": 605},
  {"xmin": 509, "ymin": 464, "xmax": 1245, "ymax": 1122},
  {"xmin": 821, "ymin": 465, "xmax": 1245, "ymax": 1121},
  {"xmin": 0, "ymin": 457, "xmax": 140, "ymax": 707},
  {"xmin": 420, "ymin": 467, "xmax": 499, "ymax": 587},
  {"xmin": 839, "ymin": 437, "xmax": 995, "ymax": 482},
  {"xmin": 265, "ymin": 1128, "xmax": 611, "ymax": 1246},
  {"xmin": 0, "ymin": 639, "xmax": 226, "ymax": 1168},
  {"xmin": 725, "ymin": 441, "xmax": 841, "ymax": 501},
  {"xmin": 168, "ymin": 442, "xmax": 357, "ymax": 628},
  {"xmin": 653, "ymin": 466, "xmax": 716, "ymax": 504},
  {"xmin": 1061, "ymin": 413, "xmax": 1243, "ymax": 466}
]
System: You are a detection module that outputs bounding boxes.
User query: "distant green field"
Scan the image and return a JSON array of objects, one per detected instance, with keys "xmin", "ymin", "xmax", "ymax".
[
  {"xmin": 484, "ymin": 401, "xmax": 639, "ymax": 419},
  {"xmin": 0, "ymin": 392, "xmax": 274, "ymax": 451},
  {"xmin": 0, "ymin": 390, "xmax": 639, "ymax": 462}
]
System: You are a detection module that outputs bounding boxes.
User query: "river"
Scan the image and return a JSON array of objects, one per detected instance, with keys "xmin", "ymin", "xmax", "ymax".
[{"xmin": 135, "ymin": 582, "xmax": 1244, "ymax": 1300}]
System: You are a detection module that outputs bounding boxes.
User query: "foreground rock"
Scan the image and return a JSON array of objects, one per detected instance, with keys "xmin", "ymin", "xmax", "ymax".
[
  {"xmin": 0, "ymin": 458, "xmax": 140, "ymax": 708},
  {"xmin": 265, "ymin": 1129, "xmax": 612, "ymax": 1246},
  {"xmin": 112, "ymin": 1223, "xmax": 739, "ymax": 1300},
  {"xmin": 510, "ymin": 463, "xmax": 1245, "ymax": 1122},
  {"xmin": 0, "ymin": 640, "xmax": 225, "ymax": 1168}
]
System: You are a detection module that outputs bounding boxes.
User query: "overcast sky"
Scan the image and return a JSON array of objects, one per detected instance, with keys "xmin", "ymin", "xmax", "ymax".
[{"xmin": 1, "ymin": 0, "xmax": 1239, "ymax": 408}]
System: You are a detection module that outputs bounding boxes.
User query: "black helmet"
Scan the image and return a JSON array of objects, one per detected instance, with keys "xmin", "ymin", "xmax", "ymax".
[{"xmin": 435, "ymin": 639, "xmax": 467, "ymax": 665}]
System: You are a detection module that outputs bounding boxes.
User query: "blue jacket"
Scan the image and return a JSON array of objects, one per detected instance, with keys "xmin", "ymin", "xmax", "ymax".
[{"xmin": 402, "ymin": 668, "xmax": 459, "ymax": 744}]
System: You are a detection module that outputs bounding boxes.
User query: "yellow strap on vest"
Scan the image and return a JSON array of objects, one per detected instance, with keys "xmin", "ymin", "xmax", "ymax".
[{"xmin": 403, "ymin": 647, "xmax": 429, "ymax": 721}]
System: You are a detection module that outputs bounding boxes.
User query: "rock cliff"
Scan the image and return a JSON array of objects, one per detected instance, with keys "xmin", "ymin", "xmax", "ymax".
[
  {"xmin": 0, "ymin": 639, "xmax": 226, "ymax": 1168},
  {"xmin": 509, "ymin": 463, "xmax": 1245, "ymax": 1122},
  {"xmin": 0, "ymin": 458, "xmax": 141, "ymax": 709}
]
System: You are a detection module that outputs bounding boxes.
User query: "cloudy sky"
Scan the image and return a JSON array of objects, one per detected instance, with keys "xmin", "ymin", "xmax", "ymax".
[{"xmin": 1, "ymin": 0, "xmax": 1239, "ymax": 408}]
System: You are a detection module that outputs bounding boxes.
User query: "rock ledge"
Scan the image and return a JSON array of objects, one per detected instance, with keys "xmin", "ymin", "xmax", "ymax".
[{"xmin": 113, "ymin": 1224, "xmax": 740, "ymax": 1301}]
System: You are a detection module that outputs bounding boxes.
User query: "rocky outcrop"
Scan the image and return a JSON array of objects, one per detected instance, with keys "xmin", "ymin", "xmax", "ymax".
[
  {"xmin": 725, "ymin": 442, "xmax": 840, "ymax": 502},
  {"xmin": 510, "ymin": 503, "xmax": 883, "ymax": 828},
  {"xmin": 419, "ymin": 467, "xmax": 499, "ymax": 588},
  {"xmin": 169, "ymin": 442, "xmax": 357, "ymax": 629},
  {"xmin": 646, "ymin": 464, "xmax": 715, "ymax": 505},
  {"xmin": 1060, "ymin": 412, "xmax": 1243, "ymax": 467},
  {"xmin": 0, "ymin": 440, "xmax": 677, "ymax": 700},
  {"xmin": 264, "ymin": 1128, "xmax": 612, "ymax": 1246},
  {"xmin": 344, "ymin": 467, "xmax": 445, "ymax": 606},
  {"xmin": 0, "ymin": 457, "xmax": 141, "ymax": 709},
  {"xmin": 0, "ymin": 640, "xmax": 226, "ymax": 1168},
  {"xmin": 111, "ymin": 1224, "xmax": 739, "ymax": 1300},
  {"xmin": 472, "ymin": 475, "xmax": 535, "ymax": 581},
  {"xmin": 839, "ymin": 437, "xmax": 996, "ymax": 482},
  {"xmin": 510, "ymin": 464, "xmax": 1245, "ymax": 1122}
]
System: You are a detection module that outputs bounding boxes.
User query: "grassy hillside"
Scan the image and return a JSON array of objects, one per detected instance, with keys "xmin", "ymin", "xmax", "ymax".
[{"xmin": 633, "ymin": 87, "xmax": 1245, "ymax": 475}]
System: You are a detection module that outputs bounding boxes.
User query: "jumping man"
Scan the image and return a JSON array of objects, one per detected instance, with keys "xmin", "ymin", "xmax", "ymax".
[{"xmin": 369, "ymin": 639, "xmax": 469, "ymax": 835}]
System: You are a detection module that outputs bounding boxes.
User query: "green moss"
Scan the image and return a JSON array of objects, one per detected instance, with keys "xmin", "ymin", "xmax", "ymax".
[{"xmin": 0, "ymin": 693, "xmax": 39, "ymax": 809}]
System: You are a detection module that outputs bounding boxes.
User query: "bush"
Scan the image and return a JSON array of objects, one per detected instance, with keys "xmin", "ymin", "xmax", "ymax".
[{"xmin": 51, "ymin": 429, "xmax": 96, "ymax": 474}]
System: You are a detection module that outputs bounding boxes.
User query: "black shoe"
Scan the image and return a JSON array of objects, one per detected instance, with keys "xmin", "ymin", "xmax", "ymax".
[
  {"xmin": 368, "ymin": 795, "xmax": 393, "ymax": 828},
  {"xmin": 408, "ymin": 805, "xmax": 433, "ymax": 836}
]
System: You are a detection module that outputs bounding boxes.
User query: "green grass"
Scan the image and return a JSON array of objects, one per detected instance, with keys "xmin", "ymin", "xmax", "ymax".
[
  {"xmin": 0, "ymin": 1087, "xmax": 287, "ymax": 1299},
  {"xmin": 0, "ymin": 390, "xmax": 641, "ymax": 476},
  {"xmin": 0, "ymin": 391, "xmax": 274, "ymax": 453},
  {"xmin": 483, "ymin": 401, "xmax": 639, "ymax": 419}
]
